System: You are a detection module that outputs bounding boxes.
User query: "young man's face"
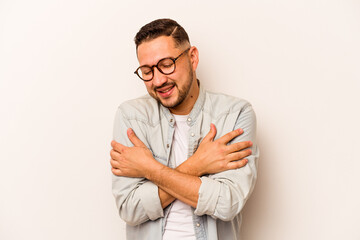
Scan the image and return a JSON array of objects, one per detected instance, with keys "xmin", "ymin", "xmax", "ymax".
[{"xmin": 136, "ymin": 36, "xmax": 199, "ymax": 114}]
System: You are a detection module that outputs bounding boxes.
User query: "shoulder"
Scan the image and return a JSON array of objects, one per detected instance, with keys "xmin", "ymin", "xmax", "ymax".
[
  {"xmin": 117, "ymin": 94, "xmax": 160, "ymax": 123},
  {"xmin": 204, "ymin": 90, "xmax": 253, "ymax": 115}
]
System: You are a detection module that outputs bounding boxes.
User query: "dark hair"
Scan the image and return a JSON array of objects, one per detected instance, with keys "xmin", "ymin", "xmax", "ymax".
[{"xmin": 134, "ymin": 18, "xmax": 190, "ymax": 49}]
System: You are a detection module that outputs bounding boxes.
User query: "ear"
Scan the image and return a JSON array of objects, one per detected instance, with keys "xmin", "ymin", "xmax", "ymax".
[{"xmin": 189, "ymin": 46, "xmax": 199, "ymax": 71}]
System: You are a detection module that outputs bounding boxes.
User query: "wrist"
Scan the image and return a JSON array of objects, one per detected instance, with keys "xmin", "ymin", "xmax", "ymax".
[
  {"xmin": 177, "ymin": 156, "xmax": 203, "ymax": 177},
  {"xmin": 144, "ymin": 160, "xmax": 166, "ymax": 181}
]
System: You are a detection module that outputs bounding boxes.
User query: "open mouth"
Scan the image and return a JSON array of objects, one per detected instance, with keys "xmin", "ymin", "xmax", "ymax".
[{"xmin": 156, "ymin": 85, "xmax": 175, "ymax": 98}]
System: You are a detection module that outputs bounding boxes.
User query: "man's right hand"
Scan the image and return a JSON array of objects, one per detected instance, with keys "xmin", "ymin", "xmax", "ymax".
[{"xmin": 178, "ymin": 123, "xmax": 252, "ymax": 177}]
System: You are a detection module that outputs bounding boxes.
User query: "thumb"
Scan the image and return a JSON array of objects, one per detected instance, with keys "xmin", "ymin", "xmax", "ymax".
[
  {"xmin": 203, "ymin": 123, "xmax": 217, "ymax": 142},
  {"xmin": 127, "ymin": 128, "xmax": 146, "ymax": 147}
]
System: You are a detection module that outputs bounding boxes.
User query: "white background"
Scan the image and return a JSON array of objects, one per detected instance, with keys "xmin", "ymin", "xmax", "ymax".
[{"xmin": 1, "ymin": 0, "xmax": 359, "ymax": 239}]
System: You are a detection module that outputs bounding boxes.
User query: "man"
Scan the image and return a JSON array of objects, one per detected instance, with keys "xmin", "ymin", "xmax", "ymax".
[{"xmin": 110, "ymin": 18, "xmax": 259, "ymax": 240}]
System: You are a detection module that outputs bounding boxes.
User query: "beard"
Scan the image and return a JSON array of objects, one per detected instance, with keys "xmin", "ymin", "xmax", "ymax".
[{"xmin": 149, "ymin": 67, "xmax": 194, "ymax": 109}]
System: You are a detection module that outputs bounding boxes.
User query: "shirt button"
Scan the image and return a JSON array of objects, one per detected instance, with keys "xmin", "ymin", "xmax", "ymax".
[
  {"xmin": 187, "ymin": 117, "xmax": 191, "ymax": 122},
  {"xmin": 191, "ymin": 132, "xmax": 195, "ymax": 137},
  {"xmin": 170, "ymin": 119, "xmax": 173, "ymax": 123},
  {"xmin": 166, "ymin": 144, "xmax": 169, "ymax": 148},
  {"xmin": 196, "ymin": 223, "xmax": 200, "ymax": 227}
]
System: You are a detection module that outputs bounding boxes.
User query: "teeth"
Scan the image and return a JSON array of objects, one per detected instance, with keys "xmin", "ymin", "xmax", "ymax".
[{"xmin": 160, "ymin": 86, "xmax": 173, "ymax": 93}]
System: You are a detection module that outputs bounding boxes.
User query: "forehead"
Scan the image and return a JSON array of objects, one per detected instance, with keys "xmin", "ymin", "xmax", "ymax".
[{"xmin": 137, "ymin": 36, "xmax": 179, "ymax": 66}]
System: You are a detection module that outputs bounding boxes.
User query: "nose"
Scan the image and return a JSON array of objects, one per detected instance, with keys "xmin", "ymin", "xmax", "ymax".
[{"xmin": 152, "ymin": 67, "xmax": 167, "ymax": 87}]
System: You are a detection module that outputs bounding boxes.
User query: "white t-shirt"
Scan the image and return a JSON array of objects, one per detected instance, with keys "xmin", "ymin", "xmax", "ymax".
[{"xmin": 162, "ymin": 114, "xmax": 196, "ymax": 240}]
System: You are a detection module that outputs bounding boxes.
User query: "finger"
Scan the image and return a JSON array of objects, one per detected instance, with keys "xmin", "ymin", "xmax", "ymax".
[
  {"xmin": 227, "ymin": 149, "xmax": 252, "ymax": 162},
  {"xmin": 202, "ymin": 123, "xmax": 217, "ymax": 142},
  {"xmin": 226, "ymin": 159, "xmax": 248, "ymax": 170},
  {"xmin": 127, "ymin": 128, "xmax": 147, "ymax": 147},
  {"xmin": 218, "ymin": 128, "xmax": 244, "ymax": 144},
  {"xmin": 110, "ymin": 158, "xmax": 121, "ymax": 169},
  {"xmin": 111, "ymin": 167, "xmax": 123, "ymax": 176},
  {"xmin": 226, "ymin": 141, "xmax": 253, "ymax": 153},
  {"xmin": 111, "ymin": 140, "xmax": 126, "ymax": 152},
  {"xmin": 110, "ymin": 149, "xmax": 121, "ymax": 160}
]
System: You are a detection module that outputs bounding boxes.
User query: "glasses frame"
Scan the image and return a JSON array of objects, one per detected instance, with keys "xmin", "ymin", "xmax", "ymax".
[{"xmin": 134, "ymin": 47, "xmax": 191, "ymax": 81}]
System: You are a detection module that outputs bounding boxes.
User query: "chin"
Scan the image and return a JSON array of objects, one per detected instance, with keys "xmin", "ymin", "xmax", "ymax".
[
  {"xmin": 154, "ymin": 93, "xmax": 183, "ymax": 109},
  {"xmin": 159, "ymin": 97, "xmax": 181, "ymax": 109}
]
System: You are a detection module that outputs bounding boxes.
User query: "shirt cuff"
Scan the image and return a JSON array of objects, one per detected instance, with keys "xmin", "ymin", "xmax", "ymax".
[
  {"xmin": 194, "ymin": 176, "xmax": 221, "ymax": 216},
  {"xmin": 138, "ymin": 181, "xmax": 164, "ymax": 220}
]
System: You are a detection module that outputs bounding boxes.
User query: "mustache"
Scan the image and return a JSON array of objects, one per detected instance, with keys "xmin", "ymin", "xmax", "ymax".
[{"xmin": 154, "ymin": 82, "xmax": 176, "ymax": 91}]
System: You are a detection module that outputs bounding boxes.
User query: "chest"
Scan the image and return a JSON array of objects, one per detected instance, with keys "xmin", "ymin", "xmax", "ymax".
[{"xmin": 143, "ymin": 110, "xmax": 239, "ymax": 168}]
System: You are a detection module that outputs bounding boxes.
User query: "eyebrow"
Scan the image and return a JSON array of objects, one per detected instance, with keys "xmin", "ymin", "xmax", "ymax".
[{"xmin": 138, "ymin": 55, "xmax": 175, "ymax": 68}]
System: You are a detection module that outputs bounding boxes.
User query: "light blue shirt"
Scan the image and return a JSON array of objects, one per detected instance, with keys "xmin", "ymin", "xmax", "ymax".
[{"xmin": 112, "ymin": 86, "xmax": 259, "ymax": 240}]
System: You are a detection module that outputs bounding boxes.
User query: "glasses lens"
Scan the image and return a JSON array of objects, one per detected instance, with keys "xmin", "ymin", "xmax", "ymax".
[
  {"xmin": 158, "ymin": 58, "xmax": 175, "ymax": 74},
  {"xmin": 138, "ymin": 66, "xmax": 153, "ymax": 81}
]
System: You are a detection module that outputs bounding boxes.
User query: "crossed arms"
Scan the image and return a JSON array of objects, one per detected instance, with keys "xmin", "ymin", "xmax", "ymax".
[
  {"xmin": 110, "ymin": 124, "xmax": 252, "ymax": 209},
  {"xmin": 111, "ymin": 104, "xmax": 258, "ymax": 226}
]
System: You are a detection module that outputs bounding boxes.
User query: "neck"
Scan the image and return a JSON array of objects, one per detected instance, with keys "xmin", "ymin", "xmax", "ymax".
[{"xmin": 169, "ymin": 79, "xmax": 199, "ymax": 115}]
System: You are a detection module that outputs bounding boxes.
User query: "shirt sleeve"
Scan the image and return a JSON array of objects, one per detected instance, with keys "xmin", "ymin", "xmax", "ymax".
[
  {"xmin": 111, "ymin": 106, "xmax": 164, "ymax": 226},
  {"xmin": 194, "ymin": 104, "xmax": 259, "ymax": 221}
]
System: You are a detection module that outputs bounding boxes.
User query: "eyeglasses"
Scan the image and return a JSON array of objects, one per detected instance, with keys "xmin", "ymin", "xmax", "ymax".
[{"xmin": 134, "ymin": 48, "xmax": 191, "ymax": 81}]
